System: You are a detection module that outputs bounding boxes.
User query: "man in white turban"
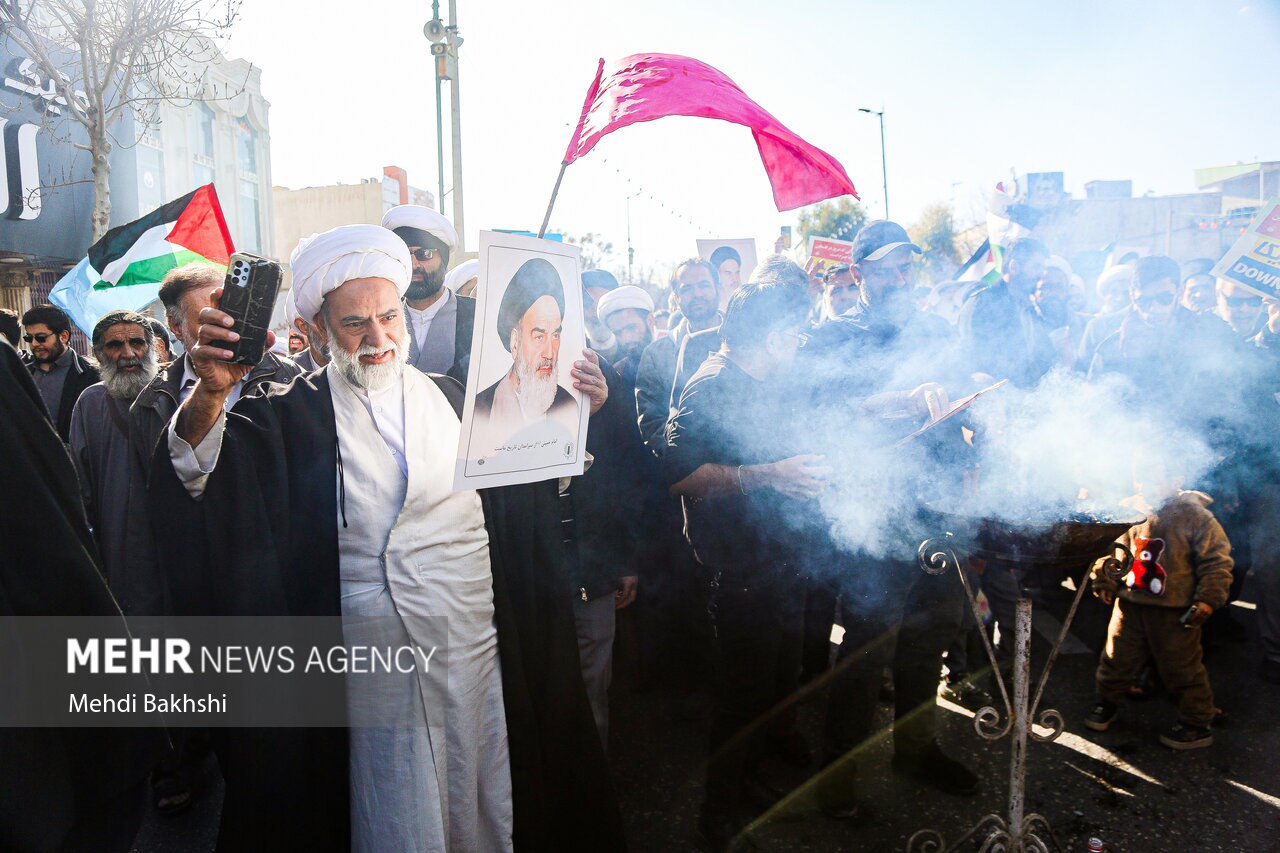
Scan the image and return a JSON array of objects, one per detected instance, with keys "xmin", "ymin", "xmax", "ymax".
[
  {"xmin": 147, "ymin": 223, "xmax": 624, "ymax": 852},
  {"xmin": 444, "ymin": 258, "xmax": 479, "ymax": 296},
  {"xmin": 596, "ymin": 285, "xmax": 656, "ymax": 371},
  {"xmin": 382, "ymin": 204, "xmax": 476, "ymax": 383}
]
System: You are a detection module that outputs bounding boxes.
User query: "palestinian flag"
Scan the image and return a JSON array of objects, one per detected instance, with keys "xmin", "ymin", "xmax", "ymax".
[
  {"xmin": 952, "ymin": 236, "xmax": 998, "ymax": 284},
  {"xmin": 956, "ymin": 181, "xmax": 1040, "ymax": 287},
  {"xmin": 49, "ymin": 184, "xmax": 234, "ymax": 335}
]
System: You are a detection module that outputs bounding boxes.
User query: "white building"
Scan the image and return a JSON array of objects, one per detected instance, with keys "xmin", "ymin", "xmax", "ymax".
[
  {"xmin": 0, "ymin": 36, "xmax": 273, "ymax": 350},
  {"xmin": 131, "ymin": 46, "xmax": 273, "ymax": 256}
]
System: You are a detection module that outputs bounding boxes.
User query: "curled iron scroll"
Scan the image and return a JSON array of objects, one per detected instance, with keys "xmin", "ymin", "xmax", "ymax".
[
  {"xmin": 1099, "ymin": 541, "xmax": 1134, "ymax": 584},
  {"xmin": 906, "ymin": 829, "xmax": 946, "ymax": 853},
  {"xmin": 1022, "ymin": 814, "xmax": 1065, "ymax": 852},
  {"xmin": 917, "ymin": 536, "xmax": 960, "ymax": 576},
  {"xmin": 973, "ymin": 704, "xmax": 1012, "ymax": 741},
  {"xmin": 909, "ymin": 815, "xmax": 1012, "ymax": 853},
  {"xmin": 1031, "ymin": 708, "xmax": 1065, "ymax": 743}
]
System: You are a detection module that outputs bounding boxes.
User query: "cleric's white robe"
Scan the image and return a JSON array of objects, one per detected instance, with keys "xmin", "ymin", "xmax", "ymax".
[
  {"xmin": 171, "ymin": 364, "xmax": 514, "ymax": 852},
  {"xmin": 330, "ymin": 364, "xmax": 513, "ymax": 853}
]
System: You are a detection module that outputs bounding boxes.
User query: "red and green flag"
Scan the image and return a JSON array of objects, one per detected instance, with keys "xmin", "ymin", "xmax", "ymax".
[{"xmin": 50, "ymin": 184, "xmax": 234, "ymax": 334}]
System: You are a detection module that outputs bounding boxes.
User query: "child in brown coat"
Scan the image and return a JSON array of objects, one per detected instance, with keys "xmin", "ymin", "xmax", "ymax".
[{"xmin": 1085, "ymin": 456, "xmax": 1233, "ymax": 749}]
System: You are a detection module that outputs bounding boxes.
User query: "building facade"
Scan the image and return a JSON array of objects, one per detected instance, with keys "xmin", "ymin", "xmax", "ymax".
[
  {"xmin": 0, "ymin": 35, "xmax": 271, "ymax": 348},
  {"xmin": 130, "ymin": 50, "xmax": 273, "ymax": 256},
  {"xmin": 272, "ymin": 166, "xmax": 434, "ymax": 261}
]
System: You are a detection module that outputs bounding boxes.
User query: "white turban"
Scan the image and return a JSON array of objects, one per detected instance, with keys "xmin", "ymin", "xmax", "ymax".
[
  {"xmin": 595, "ymin": 285, "xmax": 655, "ymax": 322},
  {"xmin": 1096, "ymin": 264, "xmax": 1134, "ymax": 295},
  {"xmin": 381, "ymin": 205, "xmax": 458, "ymax": 251},
  {"xmin": 1045, "ymin": 255, "xmax": 1073, "ymax": 278},
  {"xmin": 284, "ymin": 285, "xmax": 300, "ymax": 324},
  {"xmin": 444, "ymin": 258, "xmax": 479, "ymax": 292},
  {"xmin": 289, "ymin": 224, "xmax": 412, "ymax": 325}
]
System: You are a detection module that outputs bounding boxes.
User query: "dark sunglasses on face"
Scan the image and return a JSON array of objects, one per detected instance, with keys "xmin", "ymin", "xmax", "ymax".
[
  {"xmin": 23, "ymin": 332, "xmax": 55, "ymax": 344},
  {"xmin": 103, "ymin": 337, "xmax": 148, "ymax": 352},
  {"xmin": 409, "ymin": 247, "xmax": 436, "ymax": 262},
  {"xmin": 1224, "ymin": 296, "xmax": 1261, "ymax": 308},
  {"xmin": 1135, "ymin": 292, "xmax": 1175, "ymax": 308}
]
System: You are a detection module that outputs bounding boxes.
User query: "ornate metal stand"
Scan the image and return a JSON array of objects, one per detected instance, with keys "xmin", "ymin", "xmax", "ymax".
[{"xmin": 907, "ymin": 535, "xmax": 1130, "ymax": 853}]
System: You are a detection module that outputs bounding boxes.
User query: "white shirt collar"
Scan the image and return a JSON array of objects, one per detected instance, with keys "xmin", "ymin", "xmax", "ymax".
[
  {"xmin": 406, "ymin": 289, "xmax": 451, "ymax": 324},
  {"xmin": 328, "ymin": 363, "xmax": 408, "ymax": 477}
]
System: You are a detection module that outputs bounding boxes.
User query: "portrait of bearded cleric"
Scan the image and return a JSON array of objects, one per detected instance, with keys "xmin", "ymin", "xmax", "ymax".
[{"xmin": 472, "ymin": 257, "xmax": 580, "ymax": 451}]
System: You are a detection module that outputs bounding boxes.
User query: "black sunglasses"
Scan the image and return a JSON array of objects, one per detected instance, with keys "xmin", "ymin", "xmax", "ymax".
[
  {"xmin": 22, "ymin": 332, "xmax": 56, "ymax": 344},
  {"xmin": 409, "ymin": 247, "xmax": 436, "ymax": 262},
  {"xmin": 1134, "ymin": 292, "xmax": 1175, "ymax": 308}
]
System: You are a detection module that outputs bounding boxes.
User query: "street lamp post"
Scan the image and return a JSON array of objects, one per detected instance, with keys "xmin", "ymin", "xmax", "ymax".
[
  {"xmin": 425, "ymin": 2, "xmax": 465, "ymax": 251},
  {"xmin": 860, "ymin": 107, "xmax": 888, "ymax": 219},
  {"xmin": 430, "ymin": 2, "xmax": 445, "ymax": 216}
]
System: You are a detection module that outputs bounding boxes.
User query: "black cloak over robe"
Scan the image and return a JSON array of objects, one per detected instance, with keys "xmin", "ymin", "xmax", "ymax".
[
  {"xmin": 146, "ymin": 368, "xmax": 625, "ymax": 852},
  {"xmin": 0, "ymin": 342, "xmax": 156, "ymax": 853}
]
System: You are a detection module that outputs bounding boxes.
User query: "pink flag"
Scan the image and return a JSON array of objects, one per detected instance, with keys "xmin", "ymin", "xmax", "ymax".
[{"xmin": 563, "ymin": 53, "xmax": 858, "ymax": 212}]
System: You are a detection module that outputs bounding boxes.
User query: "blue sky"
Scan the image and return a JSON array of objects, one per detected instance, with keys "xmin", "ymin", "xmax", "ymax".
[{"xmin": 225, "ymin": 0, "xmax": 1279, "ymax": 274}]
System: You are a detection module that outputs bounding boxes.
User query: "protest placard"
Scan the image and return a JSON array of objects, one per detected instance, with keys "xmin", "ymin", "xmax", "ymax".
[
  {"xmin": 696, "ymin": 238, "xmax": 758, "ymax": 308},
  {"xmin": 1211, "ymin": 199, "xmax": 1280, "ymax": 300},
  {"xmin": 806, "ymin": 235, "xmax": 855, "ymax": 278},
  {"xmin": 453, "ymin": 231, "xmax": 590, "ymax": 491}
]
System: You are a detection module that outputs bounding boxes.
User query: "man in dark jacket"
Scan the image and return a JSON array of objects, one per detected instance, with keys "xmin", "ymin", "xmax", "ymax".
[
  {"xmin": 563, "ymin": 349, "xmax": 648, "ymax": 748},
  {"xmin": 635, "ymin": 258, "xmax": 722, "ymax": 454},
  {"xmin": 21, "ymin": 303, "xmax": 99, "ymax": 441},
  {"xmin": 125, "ymin": 263, "xmax": 299, "ymax": 815},
  {"xmin": 958, "ymin": 237, "xmax": 1057, "ymax": 388},
  {"xmin": 798, "ymin": 221, "xmax": 978, "ymax": 817},
  {"xmin": 667, "ymin": 273, "xmax": 823, "ymax": 851},
  {"xmin": 1087, "ymin": 256, "xmax": 1244, "ymax": 417},
  {"xmin": 129, "ymin": 265, "xmax": 300, "ymax": 612}
]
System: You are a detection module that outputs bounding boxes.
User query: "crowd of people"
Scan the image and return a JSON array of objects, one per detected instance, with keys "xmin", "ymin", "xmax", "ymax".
[{"xmin": 2, "ymin": 201, "xmax": 1278, "ymax": 853}]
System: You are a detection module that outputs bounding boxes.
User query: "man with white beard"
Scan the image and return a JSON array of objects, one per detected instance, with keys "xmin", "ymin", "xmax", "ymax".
[
  {"xmin": 148, "ymin": 224, "xmax": 623, "ymax": 852},
  {"xmin": 68, "ymin": 310, "xmax": 160, "ymax": 610},
  {"xmin": 473, "ymin": 257, "xmax": 580, "ymax": 454}
]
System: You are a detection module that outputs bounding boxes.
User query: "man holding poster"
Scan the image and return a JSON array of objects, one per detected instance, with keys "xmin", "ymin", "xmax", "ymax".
[{"xmin": 149, "ymin": 223, "xmax": 623, "ymax": 851}]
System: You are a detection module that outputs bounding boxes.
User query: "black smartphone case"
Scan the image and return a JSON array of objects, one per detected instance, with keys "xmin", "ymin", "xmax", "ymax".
[{"xmin": 219, "ymin": 252, "xmax": 282, "ymax": 366}]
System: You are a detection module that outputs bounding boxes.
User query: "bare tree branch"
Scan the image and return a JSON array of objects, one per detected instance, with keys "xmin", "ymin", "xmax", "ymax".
[{"xmin": 0, "ymin": 0, "xmax": 242, "ymax": 241}]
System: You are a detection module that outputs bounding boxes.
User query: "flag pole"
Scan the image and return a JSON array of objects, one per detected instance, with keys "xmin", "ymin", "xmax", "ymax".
[{"xmin": 537, "ymin": 162, "xmax": 569, "ymax": 239}]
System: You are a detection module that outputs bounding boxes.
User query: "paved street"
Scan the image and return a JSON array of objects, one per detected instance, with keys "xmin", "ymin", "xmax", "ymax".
[{"xmin": 131, "ymin": 576, "xmax": 1280, "ymax": 852}]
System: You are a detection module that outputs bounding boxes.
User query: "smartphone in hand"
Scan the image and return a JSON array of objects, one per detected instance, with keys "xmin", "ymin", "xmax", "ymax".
[{"xmin": 219, "ymin": 252, "xmax": 282, "ymax": 366}]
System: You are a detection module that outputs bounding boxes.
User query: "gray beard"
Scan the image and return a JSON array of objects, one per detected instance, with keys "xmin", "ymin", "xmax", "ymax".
[
  {"xmin": 99, "ymin": 350, "xmax": 159, "ymax": 401},
  {"xmin": 514, "ymin": 354, "xmax": 557, "ymax": 418},
  {"xmin": 329, "ymin": 335, "xmax": 407, "ymax": 392}
]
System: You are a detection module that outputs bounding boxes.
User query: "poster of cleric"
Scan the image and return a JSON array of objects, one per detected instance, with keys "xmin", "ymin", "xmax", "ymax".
[{"xmin": 453, "ymin": 232, "xmax": 590, "ymax": 490}]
